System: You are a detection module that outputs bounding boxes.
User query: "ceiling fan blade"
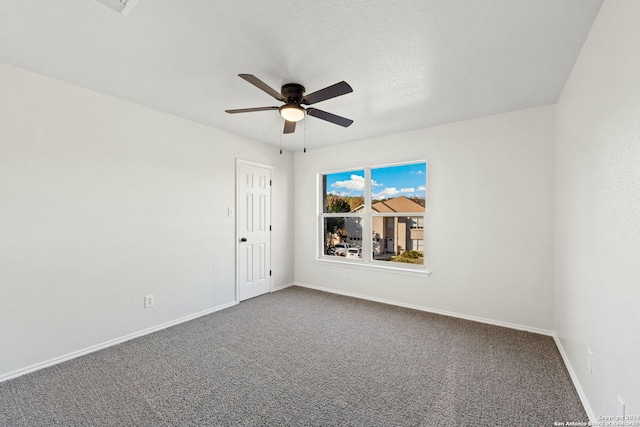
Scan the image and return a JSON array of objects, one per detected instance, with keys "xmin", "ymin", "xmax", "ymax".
[
  {"xmin": 307, "ymin": 108, "xmax": 353, "ymax": 127},
  {"xmin": 302, "ymin": 81, "xmax": 353, "ymax": 105},
  {"xmin": 283, "ymin": 120, "xmax": 296, "ymax": 134},
  {"xmin": 238, "ymin": 74, "xmax": 285, "ymax": 102},
  {"xmin": 225, "ymin": 106, "xmax": 279, "ymax": 114}
]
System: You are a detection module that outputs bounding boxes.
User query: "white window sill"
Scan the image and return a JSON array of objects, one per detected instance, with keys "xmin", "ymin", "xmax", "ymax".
[{"xmin": 315, "ymin": 257, "xmax": 431, "ymax": 277}]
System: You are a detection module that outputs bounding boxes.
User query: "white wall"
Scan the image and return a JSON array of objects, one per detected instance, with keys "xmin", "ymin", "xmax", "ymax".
[
  {"xmin": 294, "ymin": 105, "xmax": 556, "ymax": 332},
  {"xmin": 555, "ymin": 0, "xmax": 640, "ymax": 419},
  {"xmin": 0, "ymin": 64, "xmax": 294, "ymax": 378}
]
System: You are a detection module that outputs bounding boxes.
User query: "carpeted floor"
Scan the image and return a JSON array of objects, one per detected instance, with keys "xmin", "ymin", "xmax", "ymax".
[{"xmin": 0, "ymin": 286, "xmax": 587, "ymax": 426}]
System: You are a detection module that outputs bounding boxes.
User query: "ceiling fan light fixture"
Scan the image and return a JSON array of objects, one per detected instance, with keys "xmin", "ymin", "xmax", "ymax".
[{"xmin": 279, "ymin": 104, "xmax": 305, "ymax": 122}]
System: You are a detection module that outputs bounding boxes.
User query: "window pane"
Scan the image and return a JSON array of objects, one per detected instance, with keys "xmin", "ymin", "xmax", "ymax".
[
  {"xmin": 323, "ymin": 216, "xmax": 363, "ymax": 256},
  {"xmin": 322, "ymin": 170, "xmax": 365, "ymax": 213},
  {"xmin": 372, "ymin": 216, "xmax": 424, "ymax": 265},
  {"xmin": 371, "ymin": 163, "xmax": 426, "ymax": 212}
]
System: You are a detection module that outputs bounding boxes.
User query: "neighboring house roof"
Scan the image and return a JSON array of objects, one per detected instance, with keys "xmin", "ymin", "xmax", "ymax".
[
  {"xmin": 373, "ymin": 196, "xmax": 425, "ymax": 213},
  {"xmin": 350, "ymin": 196, "xmax": 425, "ymax": 213}
]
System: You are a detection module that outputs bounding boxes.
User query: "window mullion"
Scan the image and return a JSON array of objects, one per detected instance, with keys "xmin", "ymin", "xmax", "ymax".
[{"xmin": 363, "ymin": 168, "xmax": 372, "ymax": 262}]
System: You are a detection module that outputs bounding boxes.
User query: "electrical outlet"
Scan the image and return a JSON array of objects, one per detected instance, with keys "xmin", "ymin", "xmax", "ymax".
[
  {"xmin": 345, "ymin": 270, "xmax": 350, "ymax": 278},
  {"xmin": 587, "ymin": 349, "xmax": 593, "ymax": 374},
  {"xmin": 144, "ymin": 295, "xmax": 154, "ymax": 308}
]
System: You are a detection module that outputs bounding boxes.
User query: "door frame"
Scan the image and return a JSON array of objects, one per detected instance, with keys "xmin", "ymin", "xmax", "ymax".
[{"xmin": 235, "ymin": 158, "xmax": 273, "ymax": 303}]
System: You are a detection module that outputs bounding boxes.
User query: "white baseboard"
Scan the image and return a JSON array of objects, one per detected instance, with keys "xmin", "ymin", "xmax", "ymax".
[
  {"xmin": 292, "ymin": 282, "xmax": 554, "ymax": 336},
  {"xmin": 553, "ymin": 333, "xmax": 595, "ymax": 422},
  {"xmin": 0, "ymin": 301, "xmax": 237, "ymax": 384},
  {"xmin": 272, "ymin": 282, "xmax": 295, "ymax": 292}
]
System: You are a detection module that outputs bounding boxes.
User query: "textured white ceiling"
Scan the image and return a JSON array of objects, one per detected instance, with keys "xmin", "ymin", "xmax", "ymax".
[{"xmin": 1, "ymin": 0, "xmax": 603, "ymax": 152}]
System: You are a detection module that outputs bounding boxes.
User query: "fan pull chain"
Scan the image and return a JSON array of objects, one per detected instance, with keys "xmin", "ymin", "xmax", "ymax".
[
  {"xmin": 303, "ymin": 118, "xmax": 307, "ymax": 153},
  {"xmin": 279, "ymin": 125, "xmax": 283, "ymax": 154}
]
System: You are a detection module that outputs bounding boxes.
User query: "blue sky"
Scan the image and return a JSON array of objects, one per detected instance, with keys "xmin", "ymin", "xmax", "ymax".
[{"xmin": 326, "ymin": 163, "xmax": 426, "ymax": 199}]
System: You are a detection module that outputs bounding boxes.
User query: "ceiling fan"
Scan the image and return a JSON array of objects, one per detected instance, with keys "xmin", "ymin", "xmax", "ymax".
[{"xmin": 225, "ymin": 74, "xmax": 354, "ymax": 134}]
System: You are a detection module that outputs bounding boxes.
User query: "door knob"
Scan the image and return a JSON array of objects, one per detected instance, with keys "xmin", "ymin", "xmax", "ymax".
[{"xmin": 240, "ymin": 237, "xmax": 247, "ymax": 242}]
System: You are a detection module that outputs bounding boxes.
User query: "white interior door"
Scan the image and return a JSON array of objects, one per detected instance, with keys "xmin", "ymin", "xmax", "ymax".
[{"xmin": 237, "ymin": 160, "xmax": 271, "ymax": 301}]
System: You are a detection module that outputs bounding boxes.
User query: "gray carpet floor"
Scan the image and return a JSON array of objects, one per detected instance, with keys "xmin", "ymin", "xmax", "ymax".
[{"xmin": 0, "ymin": 286, "xmax": 587, "ymax": 426}]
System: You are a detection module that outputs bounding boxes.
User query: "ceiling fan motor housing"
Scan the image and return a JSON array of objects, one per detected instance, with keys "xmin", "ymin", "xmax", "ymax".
[{"xmin": 281, "ymin": 83, "xmax": 305, "ymax": 104}]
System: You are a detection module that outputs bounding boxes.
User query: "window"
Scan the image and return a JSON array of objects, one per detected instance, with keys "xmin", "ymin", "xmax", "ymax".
[
  {"xmin": 321, "ymin": 169, "xmax": 364, "ymax": 255},
  {"xmin": 320, "ymin": 162, "xmax": 427, "ymax": 270}
]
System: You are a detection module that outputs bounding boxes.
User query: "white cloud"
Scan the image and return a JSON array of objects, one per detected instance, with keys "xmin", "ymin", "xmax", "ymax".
[
  {"xmin": 374, "ymin": 186, "xmax": 424, "ymax": 199},
  {"xmin": 411, "ymin": 170, "xmax": 424, "ymax": 175},
  {"xmin": 417, "ymin": 185, "xmax": 426, "ymax": 191},
  {"xmin": 331, "ymin": 175, "xmax": 365, "ymax": 191},
  {"xmin": 331, "ymin": 175, "xmax": 382, "ymax": 192},
  {"xmin": 374, "ymin": 187, "xmax": 400, "ymax": 199}
]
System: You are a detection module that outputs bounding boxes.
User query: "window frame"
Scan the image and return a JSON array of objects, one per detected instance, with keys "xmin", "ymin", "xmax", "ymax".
[{"xmin": 317, "ymin": 161, "xmax": 429, "ymax": 274}]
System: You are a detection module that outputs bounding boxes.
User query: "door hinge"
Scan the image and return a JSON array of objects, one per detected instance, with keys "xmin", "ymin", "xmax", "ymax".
[
  {"xmin": 269, "ymin": 270, "xmax": 272, "ymax": 276},
  {"xmin": 269, "ymin": 179, "xmax": 272, "ymax": 186},
  {"xmin": 269, "ymin": 225, "xmax": 272, "ymax": 231}
]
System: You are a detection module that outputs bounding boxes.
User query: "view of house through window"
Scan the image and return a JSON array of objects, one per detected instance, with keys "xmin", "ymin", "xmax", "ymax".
[{"xmin": 320, "ymin": 162, "xmax": 427, "ymax": 269}]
